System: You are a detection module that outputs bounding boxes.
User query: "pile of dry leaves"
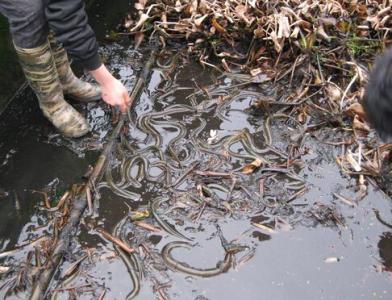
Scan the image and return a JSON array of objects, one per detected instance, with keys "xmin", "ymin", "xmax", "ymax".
[
  {"xmin": 122, "ymin": 0, "xmax": 390, "ymax": 68},
  {"xmin": 120, "ymin": 0, "xmax": 392, "ymax": 197}
]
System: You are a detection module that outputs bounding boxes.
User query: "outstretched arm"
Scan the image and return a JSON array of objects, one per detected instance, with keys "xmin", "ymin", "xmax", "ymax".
[
  {"xmin": 90, "ymin": 65, "xmax": 130, "ymax": 113},
  {"xmin": 45, "ymin": 0, "xmax": 130, "ymax": 112}
]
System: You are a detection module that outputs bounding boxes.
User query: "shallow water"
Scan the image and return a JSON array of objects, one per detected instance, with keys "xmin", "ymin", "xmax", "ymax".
[
  {"xmin": 87, "ymin": 46, "xmax": 391, "ymax": 300},
  {"xmin": 0, "ymin": 26, "xmax": 391, "ymax": 300}
]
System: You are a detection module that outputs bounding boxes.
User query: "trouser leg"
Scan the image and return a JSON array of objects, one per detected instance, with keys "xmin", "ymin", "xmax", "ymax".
[
  {"xmin": 0, "ymin": 0, "xmax": 90, "ymax": 138},
  {"xmin": 0, "ymin": 0, "xmax": 48, "ymax": 48}
]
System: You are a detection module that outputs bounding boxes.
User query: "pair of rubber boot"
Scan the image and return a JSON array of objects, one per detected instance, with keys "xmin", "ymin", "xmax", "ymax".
[{"xmin": 14, "ymin": 35, "xmax": 101, "ymax": 138}]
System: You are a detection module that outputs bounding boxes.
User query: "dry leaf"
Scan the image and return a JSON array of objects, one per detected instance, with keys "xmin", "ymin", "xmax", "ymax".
[
  {"xmin": 175, "ymin": 0, "xmax": 185, "ymax": 13},
  {"xmin": 353, "ymin": 115, "xmax": 370, "ymax": 133},
  {"xmin": 270, "ymin": 31, "xmax": 284, "ymax": 52},
  {"xmin": 345, "ymin": 102, "xmax": 368, "ymax": 121},
  {"xmin": 251, "ymin": 73, "xmax": 270, "ymax": 83},
  {"xmin": 235, "ymin": 5, "xmax": 253, "ymax": 25},
  {"xmin": 277, "ymin": 15, "xmax": 291, "ymax": 38},
  {"xmin": 241, "ymin": 158, "xmax": 263, "ymax": 174},
  {"xmin": 130, "ymin": 13, "xmax": 150, "ymax": 32},
  {"xmin": 188, "ymin": 0, "xmax": 198, "ymax": 15},
  {"xmin": 346, "ymin": 150, "xmax": 361, "ymax": 172},
  {"xmin": 317, "ymin": 25, "xmax": 331, "ymax": 41},
  {"xmin": 221, "ymin": 58, "xmax": 231, "ymax": 72},
  {"xmin": 325, "ymin": 83, "xmax": 342, "ymax": 103},
  {"xmin": 248, "ymin": 0, "xmax": 257, "ymax": 8},
  {"xmin": 195, "ymin": 14, "xmax": 209, "ymax": 27},
  {"xmin": 319, "ymin": 17, "xmax": 337, "ymax": 27},
  {"xmin": 211, "ymin": 18, "xmax": 227, "ymax": 34},
  {"xmin": 250, "ymin": 67, "xmax": 262, "ymax": 77},
  {"xmin": 251, "ymin": 221, "xmax": 276, "ymax": 234}
]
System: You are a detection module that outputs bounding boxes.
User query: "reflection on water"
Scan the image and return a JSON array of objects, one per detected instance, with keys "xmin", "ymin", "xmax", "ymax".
[{"xmin": 379, "ymin": 232, "xmax": 392, "ymax": 272}]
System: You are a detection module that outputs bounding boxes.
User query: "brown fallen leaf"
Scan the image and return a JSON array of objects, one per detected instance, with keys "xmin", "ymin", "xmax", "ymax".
[
  {"xmin": 345, "ymin": 102, "xmax": 368, "ymax": 122},
  {"xmin": 211, "ymin": 18, "xmax": 227, "ymax": 34},
  {"xmin": 353, "ymin": 115, "xmax": 370, "ymax": 135},
  {"xmin": 325, "ymin": 83, "xmax": 342, "ymax": 103},
  {"xmin": 250, "ymin": 67, "xmax": 262, "ymax": 77},
  {"xmin": 235, "ymin": 4, "xmax": 254, "ymax": 25},
  {"xmin": 241, "ymin": 158, "xmax": 263, "ymax": 174}
]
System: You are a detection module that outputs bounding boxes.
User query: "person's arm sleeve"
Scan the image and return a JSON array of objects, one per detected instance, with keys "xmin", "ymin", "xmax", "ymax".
[{"xmin": 44, "ymin": 0, "xmax": 102, "ymax": 71}]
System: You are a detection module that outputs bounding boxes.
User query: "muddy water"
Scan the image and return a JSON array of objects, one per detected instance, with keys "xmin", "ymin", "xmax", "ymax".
[
  {"xmin": 2, "ymin": 42, "xmax": 389, "ymax": 300},
  {"xmin": 0, "ymin": 33, "xmax": 392, "ymax": 300},
  {"xmin": 84, "ymin": 47, "xmax": 391, "ymax": 300}
]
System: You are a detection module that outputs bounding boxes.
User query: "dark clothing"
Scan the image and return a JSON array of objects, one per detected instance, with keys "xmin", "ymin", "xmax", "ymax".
[
  {"xmin": 0, "ymin": 0, "xmax": 101, "ymax": 71},
  {"xmin": 0, "ymin": 0, "xmax": 49, "ymax": 49},
  {"xmin": 44, "ymin": 0, "xmax": 101, "ymax": 70}
]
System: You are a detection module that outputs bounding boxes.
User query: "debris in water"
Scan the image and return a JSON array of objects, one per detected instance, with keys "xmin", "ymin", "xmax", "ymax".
[{"xmin": 324, "ymin": 257, "xmax": 342, "ymax": 264}]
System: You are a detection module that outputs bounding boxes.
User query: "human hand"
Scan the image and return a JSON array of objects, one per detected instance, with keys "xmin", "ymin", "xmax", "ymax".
[
  {"xmin": 89, "ymin": 64, "xmax": 130, "ymax": 112},
  {"xmin": 101, "ymin": 77, "xmax": 130, "ymax": 113}
]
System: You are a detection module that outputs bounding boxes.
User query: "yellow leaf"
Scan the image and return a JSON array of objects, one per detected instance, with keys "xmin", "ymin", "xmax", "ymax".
[
  {"xmin": 241, "ymin": 158, "xmax": 263, "ymax": 174},
  {"xmin": 211, "ymin": 18, "xmax": 227, "ymax": 34}
]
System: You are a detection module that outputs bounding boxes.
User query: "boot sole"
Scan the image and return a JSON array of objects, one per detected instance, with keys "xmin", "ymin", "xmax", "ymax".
[{"xmin": 63, "ymin": 127, "xmax": 90, "ymax": 138}]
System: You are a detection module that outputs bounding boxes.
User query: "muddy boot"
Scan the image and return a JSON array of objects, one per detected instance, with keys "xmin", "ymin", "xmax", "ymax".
[
  {"xmin": 49, "ymin": 34, "xmax": 101, "ymax": 102},
  {"xmin": 15, "ymin": 41, "xmax": 90, "ymax": 138}
]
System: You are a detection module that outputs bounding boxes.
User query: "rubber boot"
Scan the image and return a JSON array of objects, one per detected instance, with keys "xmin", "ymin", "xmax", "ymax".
[
  {"xmin": 48, "ymin": 34, "xmax": 101, "ymax": 102},
  {"xmin": 14, "ymin": 41, "xmax": 90, "ymax": 138}
]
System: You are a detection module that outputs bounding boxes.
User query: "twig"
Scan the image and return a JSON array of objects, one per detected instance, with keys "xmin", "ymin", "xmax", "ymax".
[
  {"xmin": 52, "ymin": 284, "xmax": 91, "ymax": 292},
  {"xmin": 97, "ymin": 228, "xmax": 135, "ymax": 254},
  {"xmin": 340, "ymin": 72, "xmax": 358, "ymax": 110},
  {"xmin": 134, "ymin": 221, "xmax": 161, "ymax": 233},
  {"xmin": 86, "ymin": 187, "xmax": 93, "ymax": 216}
]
